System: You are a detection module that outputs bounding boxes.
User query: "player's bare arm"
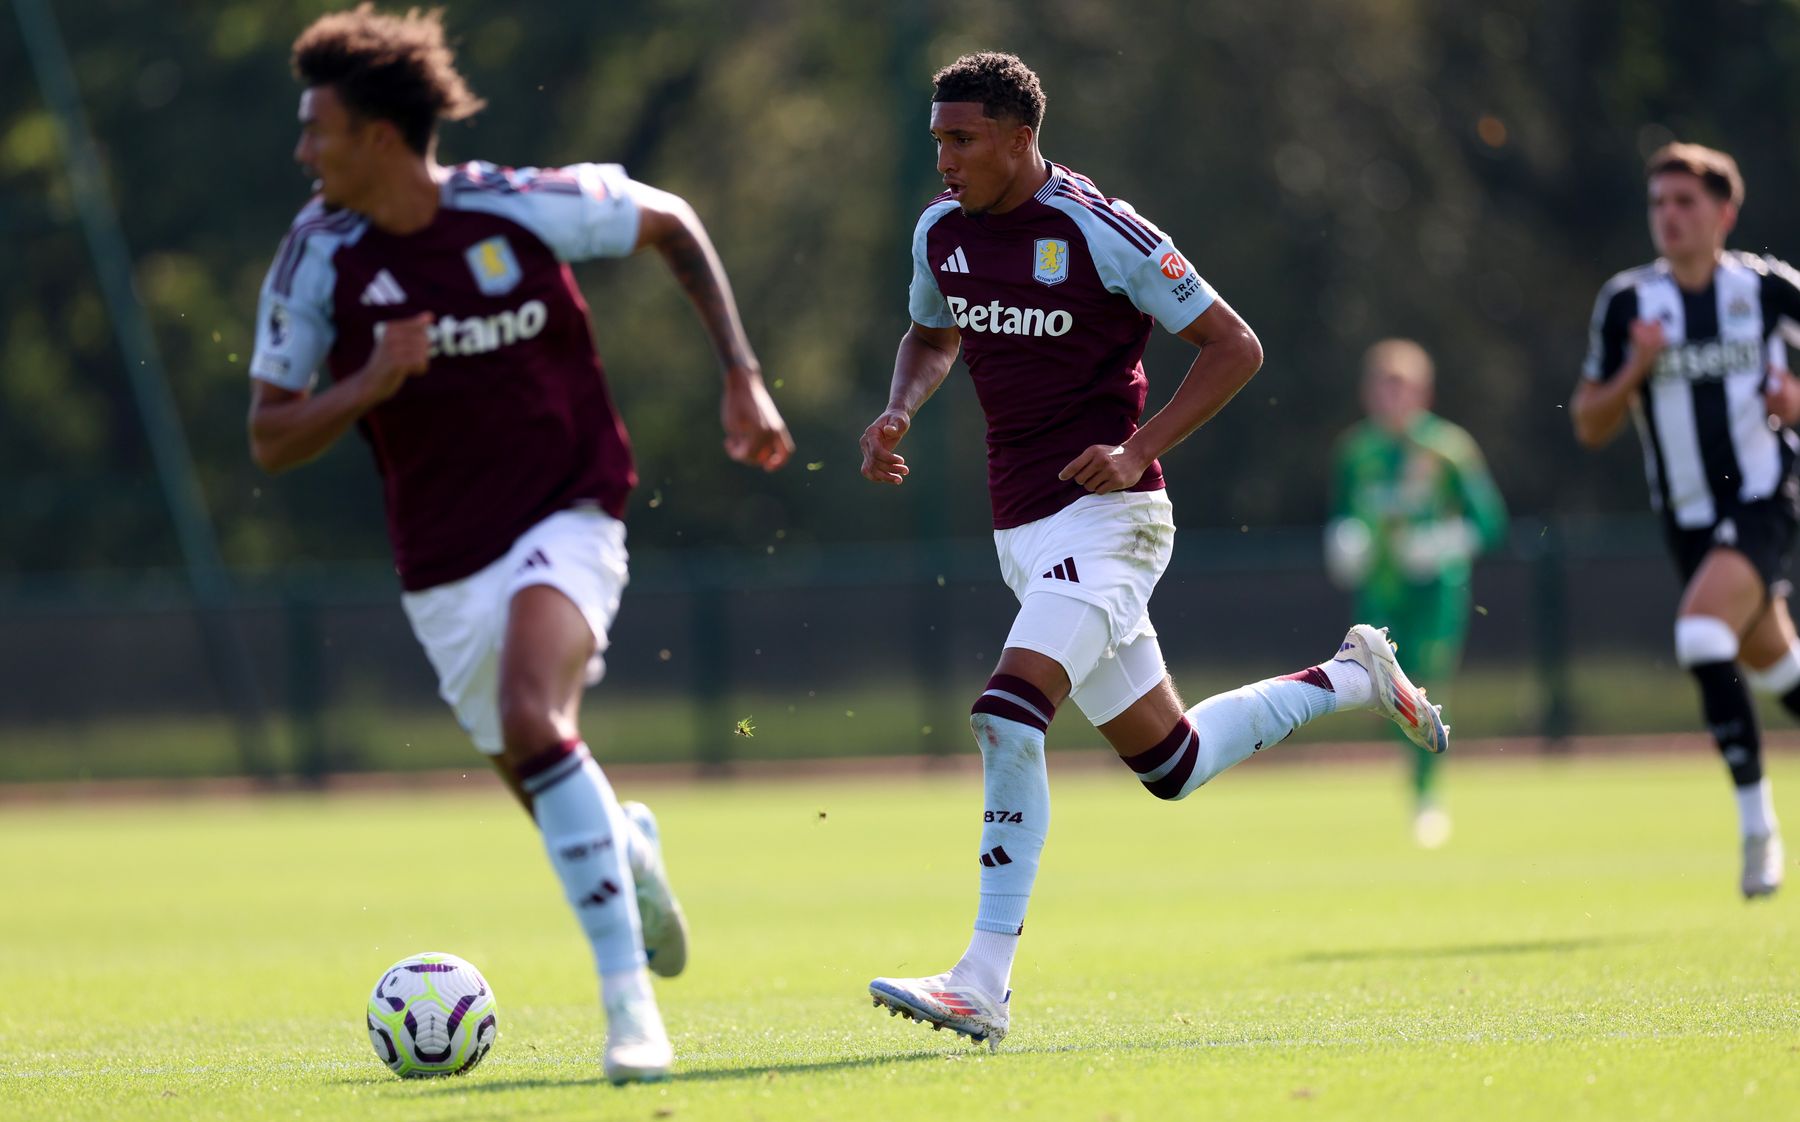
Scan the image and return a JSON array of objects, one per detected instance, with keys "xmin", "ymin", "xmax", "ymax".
[
  {"xmin": 1059, "ymin": 298, "xmax": 1263, "ymax": 495},
  {"xmin": 1571, "ymin": 318, "xmax": 1664, "ymax": 448},
  {"xmin": 860, "ymin": 321, "xmax": 961, "ymax": 485},
  {"xmin": 631, "ymin": 186, "xmax": 793, "ymax": 471},
  {"xmin": 248, "ymin": 311, "xmax": 432, "ymax": 473}
]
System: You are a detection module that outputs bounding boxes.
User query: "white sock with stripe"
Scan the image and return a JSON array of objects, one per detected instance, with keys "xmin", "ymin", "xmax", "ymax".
[
  {"xmin": 1125, "ymin": 665, "xmax": 1349, "ymax": 800},
  {"xmin": 518, "ymin": 740, "xmax": 648, "ymax": 1005},
  {"xmin": 1736, "ymin": 778, "xmax": 1780, "ymax": 839},
  {"xmin": 949, "ymin": 673, "xmax": 1054, "ymax": 1000}
]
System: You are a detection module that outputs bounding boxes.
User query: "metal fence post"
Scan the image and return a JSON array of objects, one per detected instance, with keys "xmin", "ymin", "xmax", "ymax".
[
  {"xmin": 690, "ymin": 564, "xmax": 733, "ymax": 773},
  {"xmin": 1529, "ymin": 519, "xmax": 1574, "ymax": 746},
  {"xmin": 16, "ymin": 0, "xmax": 270, "ymax": 775},
  {"xmin": 285, "ymin": 589, "xmax": 328, "ymax": 782}
]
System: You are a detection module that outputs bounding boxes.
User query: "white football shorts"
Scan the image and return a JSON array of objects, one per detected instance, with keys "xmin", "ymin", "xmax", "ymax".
[
  {"xmin": 995, "ymin": 490, "xmax": 1176, "ymax": 723},
  {"xmin": 400, "ymin": 506, "xmax": 628, "ymax": 754}
]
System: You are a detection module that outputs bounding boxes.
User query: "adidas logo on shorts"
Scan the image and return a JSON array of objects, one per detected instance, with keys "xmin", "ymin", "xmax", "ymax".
[{"xmin": 1040, "ymin": 557, "xmax": 1080, "ymax": 583}]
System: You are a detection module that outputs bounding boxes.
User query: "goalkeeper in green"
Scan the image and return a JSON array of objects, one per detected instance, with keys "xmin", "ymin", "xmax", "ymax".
[{"xmin": 1326, "ymin": 339, "xmax": 1508, "ymax": 847}]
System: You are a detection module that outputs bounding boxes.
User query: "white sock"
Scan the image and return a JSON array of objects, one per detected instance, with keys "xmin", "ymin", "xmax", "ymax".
[
  {"xmin": 953, "ymin": 677, "xmax": 1053, "ymax": 996},
  {"xmin": 1736, "ymin": 779, "xmax": 1779, "ymax": 838},
  {"xmin": 1322, "ymin": 657, "xmax": 1373, "ymax": 709},
  {"xmin": 524, "ymin": 743, "xmax": 646, "ymax": 983},
  {"xmin": 601, "ymin": 965, "xmax": 654, "ymax": 1015},
  {"xmin": 966, "ymin": 711, "xmax": 1049, "ymax": 938},
  {"xmin": 1124, "ymin": 665, "xmax": 1348, "ymax": 801},
  {"xmin": 951, "ymin": 929, "xmax": 1018, "ymax": 999}
]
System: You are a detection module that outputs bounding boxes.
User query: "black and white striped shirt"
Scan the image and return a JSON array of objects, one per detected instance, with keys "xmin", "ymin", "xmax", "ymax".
[{"xmin": 1583, "ymin": 251, "xmax": 1800, "ymax": 529}]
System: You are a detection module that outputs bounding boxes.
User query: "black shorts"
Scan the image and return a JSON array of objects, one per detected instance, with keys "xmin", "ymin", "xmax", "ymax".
[{"xmin": 1665, "ymin": 497, "xmax": 1800, "ymax": 598}]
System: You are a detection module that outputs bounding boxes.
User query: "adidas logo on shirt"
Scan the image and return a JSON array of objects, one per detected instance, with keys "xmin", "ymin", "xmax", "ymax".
[
  {"xmin": 1041, "ymin": 557, "xmax": 1080, "ymax": 583},
  {"xmin": 939, "ymin": 246, "xmax": 970, "ymax": 274},
  {"xmin": 360, "ymin": 269, "xmax": 407, "ymax": 306}
]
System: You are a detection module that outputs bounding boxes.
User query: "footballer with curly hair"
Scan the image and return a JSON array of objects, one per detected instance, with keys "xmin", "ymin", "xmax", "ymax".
[
  {"xmin": 861, "ymin": 52, "xmax": 1448, "ymax": 1048},
  {"xmin": 248, "ymin": 4, "xmax": 793, "ymax": 1082}
]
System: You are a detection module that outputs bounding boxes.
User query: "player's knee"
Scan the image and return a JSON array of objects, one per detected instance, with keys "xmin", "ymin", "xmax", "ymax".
[{"xmin": 1675, "ymin": 615, "xmax": 1739, "ymax": 669}]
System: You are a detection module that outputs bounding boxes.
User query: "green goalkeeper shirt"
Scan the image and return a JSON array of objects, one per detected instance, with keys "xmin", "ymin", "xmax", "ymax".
[{"xmin": 1330, "ymin": 412, "xmax": 1508, "ymax": 601}]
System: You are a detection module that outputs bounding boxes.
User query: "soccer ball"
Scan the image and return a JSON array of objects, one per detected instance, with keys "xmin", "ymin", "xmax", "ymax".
[{"xmin": 366, "ymin": 951, "xmax": 498, "ymax": 1077}]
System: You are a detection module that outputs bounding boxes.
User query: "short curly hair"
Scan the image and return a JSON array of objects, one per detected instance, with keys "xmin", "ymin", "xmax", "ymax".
[
  {"xmin": 292, "ymin": 4, "xmax": 485, "ymax": 154},
  {"xmin": 931, "ymin": 52, "xmax": 1046, "ymax": 131}
]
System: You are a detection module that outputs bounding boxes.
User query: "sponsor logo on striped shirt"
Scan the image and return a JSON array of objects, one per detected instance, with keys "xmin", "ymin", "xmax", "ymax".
[{"xmin": 1653, "ymin": 338, "xmax": 1762, "ymax": 382}]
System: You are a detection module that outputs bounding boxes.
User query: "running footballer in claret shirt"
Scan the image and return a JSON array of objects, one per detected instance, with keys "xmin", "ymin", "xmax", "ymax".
[
  {"xmin": 1572, "ymin": 141, "xmax": 1800, "ymax": 900},
  {"xmin": 858, "ymin": 52, "xmax": 1451, "ymax": 1050},
  {"xmin": 246, "ymin": 5, "xmax": 792, "ymax": 1084}
]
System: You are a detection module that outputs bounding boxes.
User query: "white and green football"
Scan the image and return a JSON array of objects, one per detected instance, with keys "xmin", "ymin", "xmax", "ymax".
[{"xmin": 365, "ymin": 951, "xmax": 498, "ymax": 1077}]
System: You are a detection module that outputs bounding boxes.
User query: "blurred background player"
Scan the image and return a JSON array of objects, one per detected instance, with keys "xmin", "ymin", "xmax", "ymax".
[
  {"xmin": 1572, "ymin": 142, "xmax": 1800, "ymax": 899},
  {"xmin": 1326, "ymin": 339, "xmax": 1507, "ymax": 848},
  {"xmin": 858, "ymin": 52, "xmax": 1448, "ymax": 1050},
  {"xmin": 246, "ymin": 5, "xmax": 793, "ymax": 1081}
]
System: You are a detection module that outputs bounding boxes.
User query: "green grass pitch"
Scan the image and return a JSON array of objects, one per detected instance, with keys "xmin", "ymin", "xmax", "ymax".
[{"xmin": 3, "ymin": 755, "xmax": 1796, "ymax": 1120}]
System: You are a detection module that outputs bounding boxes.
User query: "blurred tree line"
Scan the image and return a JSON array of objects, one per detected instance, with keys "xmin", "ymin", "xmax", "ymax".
[{"xmin": 7, "ymin": 0, "xmax": 1800, "ymax": 576}]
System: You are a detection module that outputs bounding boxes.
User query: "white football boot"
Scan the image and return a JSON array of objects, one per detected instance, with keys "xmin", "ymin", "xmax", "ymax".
[
  {"xmin": 621, "ymin": 801, "xmax": 688, "ymax": 978},
  {"xmin": 1742, "ymin": 831, "xmax": 1785, "ymax": 899},
  {"xmin": 1336, "ymin": 623, "xmax": 1449, "ymax": 755},
  {"xmin": 603, "ymin": 981, "xmax": 673, "ymax": 1084},
  {"xmin": 869, "ymin": 973, "xmax": 1010, "ymax": 1051}
]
